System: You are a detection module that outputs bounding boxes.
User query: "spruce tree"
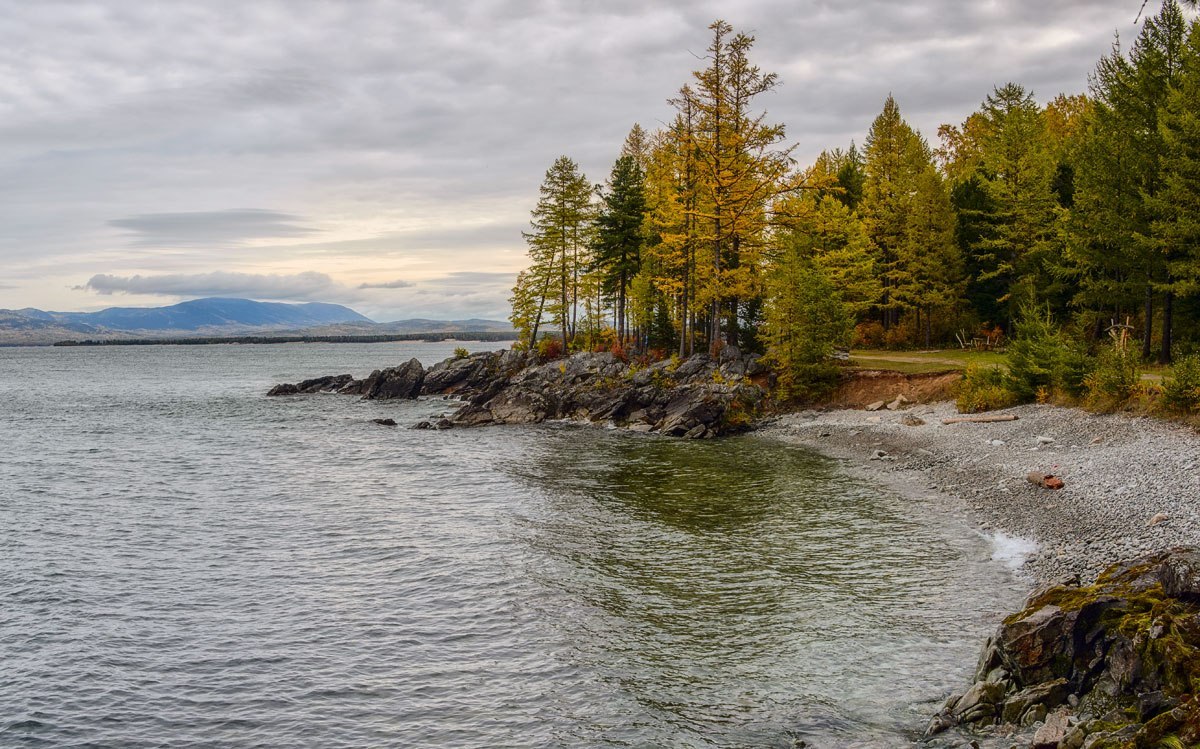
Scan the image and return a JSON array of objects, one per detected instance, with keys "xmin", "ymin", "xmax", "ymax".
[{"xmin": 593, "ymin": 154, "xmax": 647, "ymax": 342}]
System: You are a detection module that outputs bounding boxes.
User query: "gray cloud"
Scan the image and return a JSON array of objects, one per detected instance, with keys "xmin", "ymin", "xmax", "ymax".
[
  {"xmin": 108, "ymin": 210, "xmax": 315, "ymax": 247},
  {"xmin": 357, "ymin": 279, "xmax": 414, "ymax": 289},
  {"xmin": 82, "ymin": 271, "xmax": 345, "ymax": 301},
  {"xmin": 0, "ymin": 0, "xmax": 1173, "ymax": 318},
  {"xmin": 430, "ymin": 272, "xmax": 516, "ymax": 285}
]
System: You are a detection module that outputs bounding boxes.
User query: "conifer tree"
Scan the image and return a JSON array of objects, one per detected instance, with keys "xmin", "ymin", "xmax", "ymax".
[
  {"xmin": 520, "ymin": 156, "xmax": 595, "ymax": 348},
  {"xmin": 1071, "ymin": 1, "xmax": 1187, "ymax": 359},
  {"xmin": 1149, "ymin": 15, "xmax": 1200, "ymax": 361},
  {"xmin": 673, "ymin": 20, "xmax": 796, "ymax": 351},
  {"xmin": 972, "ymin": 83, "xmax": 1060, "ymax": 325},
  {"xmin": 763, "ymin": 249, "xmax": 851, "ymax": 399},
  {"xmin": 593, "ymin": 154, "xmax": 647, "ymax": 341}
]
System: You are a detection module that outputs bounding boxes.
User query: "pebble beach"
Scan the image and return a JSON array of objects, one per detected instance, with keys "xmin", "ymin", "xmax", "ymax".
[{"xmin": 759, "ymin": 402, "xmax": 1200, "ymax": 586}]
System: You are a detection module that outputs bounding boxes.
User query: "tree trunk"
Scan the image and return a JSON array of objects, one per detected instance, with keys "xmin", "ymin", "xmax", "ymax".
[
  {"xmin": 1142, "ymin": 286, "xmax": 1154, "ymax": 360},
  {"xmin": 1160, "ymin": 291, "xmax": 1174, "ymax": 364},
  {"xmin": 678, "ymin": 290, "xmax": 688, "ymax": 358}
]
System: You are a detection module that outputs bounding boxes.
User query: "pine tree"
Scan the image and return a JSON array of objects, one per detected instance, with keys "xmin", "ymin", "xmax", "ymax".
[
  {"xmin": 902, "ymin": 165, "xmax": 965, "ymax": 347},
  {"xmin": 1072, "ymin": 1, "xmax": 1187, "ymax": 359},
  {"xmin": 1150, "ymin": 15, "xmax": 1200, "ymax": 361},
  {"xmin": 763, "ymin": 248, "xmax": 852, "ymax": 399},
  {"xmin": 972, "ymin": 83, "xmax": 1060, "ymax": 325},
  {"xmin": 775, "ymin": 191, "xmax": 880, "ymax": 318},
  {"xmin": 593, "ymin": 154, "xmax": 647, "ymax": 342},
  {"xmin": 673, "ymin": 20, "xmax": 796, "ymax": 352},
  {"xmin": 521, "ymin": 156, "xmax": 595, "ymax": 348}
]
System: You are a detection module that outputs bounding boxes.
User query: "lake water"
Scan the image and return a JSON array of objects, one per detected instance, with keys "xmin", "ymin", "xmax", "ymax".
[{"xmin": 0, "ymin": 343, "xmax": 1028, "ymax": 748}]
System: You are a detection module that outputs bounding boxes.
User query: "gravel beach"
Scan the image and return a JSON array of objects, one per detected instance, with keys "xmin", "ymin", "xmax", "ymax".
[{"xmin": 758, "ymin": 402, "xmax": 1200, "ymax": 586}]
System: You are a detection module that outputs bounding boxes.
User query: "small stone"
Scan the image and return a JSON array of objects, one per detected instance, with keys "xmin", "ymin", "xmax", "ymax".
[
  {"xmin": 870, "ymin": 449, "xmax": 890, "ymax": 460},
  {"xmin": 1027, "ymin": 471, "xmax": 1065, "ymax": 490},
  {"xmin": 901, "ymin": 415, "xmax": 926, "ymax": 426},
  {"xmin": 1036, "ymin": 435, "xmax": 1055, "ymax": 445},
  {"xmin": 1031, "ymin": 708, "xmax": 1069, "ymax": 747},
  {"xmin": 990, "ymin": 439, "xmax": 1005, "ymax": 446},
  {"xmin": 1147, "ymin": 512, "xmax": 1169, "ymax": 527}
]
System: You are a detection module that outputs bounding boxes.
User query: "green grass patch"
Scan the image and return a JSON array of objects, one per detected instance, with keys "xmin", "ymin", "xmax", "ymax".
[{"xmin": 849, "ymin": 348, "xmax": 1007, "ymax": 374}]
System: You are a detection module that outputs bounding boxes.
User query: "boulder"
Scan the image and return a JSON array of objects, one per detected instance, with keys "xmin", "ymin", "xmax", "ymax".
[
  {"xmin": 361, "ymin": 358, "xmax": 425, "ymax": 400},
  {"xmin": 267, "ymin": 373, "xmax": 354, "ymax": 396},
  {"xmin": 938, "ymin": 547, "xmax": 1200, "ymax": 745},
  {"xmin": 1030, "ymin": 709, "xmax": 1070, "ymax": 748}
]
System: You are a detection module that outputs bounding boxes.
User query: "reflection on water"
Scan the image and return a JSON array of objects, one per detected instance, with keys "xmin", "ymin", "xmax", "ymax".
[{"xmin": 0, "ymin": 344, "xmax": 1026, "ymax": 748}]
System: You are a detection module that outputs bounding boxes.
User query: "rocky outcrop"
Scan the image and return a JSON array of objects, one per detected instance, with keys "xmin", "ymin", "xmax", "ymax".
[
  {"xmin": 928, "ymin": 547, "xmax": 1200, "ymax": 747},
  {"xmin": 421, "ymin": 349, "xmax": 527, "ymax": 395},
  {"xmin": 439, "ymin": 348, "xmax": 766, "ymax": 438},
  {"xmin": 266, "ymin": 347, "xmax": 769, "ymax": 438},
  {"xmin": 268, "ymin": 359, "xmax": 426, "ymax": 400},
  {"xmin": 266, "ymin": 374, "xmax": 354, "ymax": 396},
  {"xmin": 360, "ymin": 358, "xmax": 426, "ymax": 400}
]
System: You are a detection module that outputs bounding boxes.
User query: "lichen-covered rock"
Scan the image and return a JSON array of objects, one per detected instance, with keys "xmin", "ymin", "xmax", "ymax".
[
  {"xmin": 437, "ymin": 351, "xmax": 765, "ymax": 438},
  {"xmin": 933, "ymin": 547, "xmax": 1200, "ymax": 747}
]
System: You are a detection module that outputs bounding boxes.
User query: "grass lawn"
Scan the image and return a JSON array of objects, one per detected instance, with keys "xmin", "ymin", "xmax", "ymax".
[
  {"xmin": 848, "ymin": 348, "xmax": 1007, "ymax": 374},
  {"xmin": 850, "ymin": 348, "xmax": 1171, "ymax": 380}
]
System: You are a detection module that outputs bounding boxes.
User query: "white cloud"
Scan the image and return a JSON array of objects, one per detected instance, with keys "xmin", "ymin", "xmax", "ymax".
[{"xmin": 81, "ymin": 271, "xmax": 346, "ymax": 301}]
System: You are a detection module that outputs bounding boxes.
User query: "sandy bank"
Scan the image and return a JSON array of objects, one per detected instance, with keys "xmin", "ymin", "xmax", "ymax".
[{"xmin": 756, "ymin": 402, "xmax": 1200, "ymax": 586}]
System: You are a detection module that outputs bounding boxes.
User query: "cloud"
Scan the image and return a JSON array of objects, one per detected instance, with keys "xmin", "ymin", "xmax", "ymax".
[
  {"xmin": 108, "ymin": 210, "xmax": 315, "ymax": 247},
  {"xmin": 431, "ymin": 271, "xmax": 516, "ymax": 285},
  {"xmin": 81, "ymin": 271, "xmax": 344, "ymax": 301},
  {"xmin": 0, "ymin": 0, "xmax": 1174, "ymax": 317},
  {"xmin": 357, "ymin": 279, "xmax": 414, "ymax": 289}
]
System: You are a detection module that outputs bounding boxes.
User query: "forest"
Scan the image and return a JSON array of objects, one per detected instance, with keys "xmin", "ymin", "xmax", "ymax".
[{"xmin": 509, "ymin": 4, "xmax": 1200, "ymax": 407}]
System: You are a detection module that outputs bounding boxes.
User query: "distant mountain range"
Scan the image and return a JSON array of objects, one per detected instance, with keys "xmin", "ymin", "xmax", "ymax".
[{"xmin": 0, "ymin": 298, "xmax": 514, "ymax": 345}]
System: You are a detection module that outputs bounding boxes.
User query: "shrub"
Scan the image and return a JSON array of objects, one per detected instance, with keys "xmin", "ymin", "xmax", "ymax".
[
  {"xmin": 1161, "ymin": 354, "xmax": 1200, "ymax": 413},
  {"xmin": 453, "ymin": 346, "xmax": 470, "ymax": 359},
  {"xmin": 955, "ymin": 365, "xmax": 1020, "ymax": 413},
  {"xmin": 1006, "ymin": 302, "xmax": 1092, "ymax": 401},
  {"xmin": 1083, "ymin": 342, "xmax": 1142, "ymax": 409},
  {"xmin": 882, "ymin": 323, "xmax": 914, "ymax": 349},
  {"xmin": 853, "ymin": 321, "xmax": 885, "ymax": 348},
  {"xmin": 536, "ymin": 336, "xmax": 564, "ymax": 361}
]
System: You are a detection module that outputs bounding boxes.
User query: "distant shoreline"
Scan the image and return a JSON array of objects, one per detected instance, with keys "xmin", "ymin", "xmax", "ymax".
[{"xmin": 47, "ymin": 332, "xmax": 519, "ymax": 347}]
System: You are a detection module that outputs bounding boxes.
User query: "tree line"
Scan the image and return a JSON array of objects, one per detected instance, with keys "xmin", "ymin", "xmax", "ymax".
[{"xmin": 511, "ymin": 5, "xmax": 1200, "ymax": 395}]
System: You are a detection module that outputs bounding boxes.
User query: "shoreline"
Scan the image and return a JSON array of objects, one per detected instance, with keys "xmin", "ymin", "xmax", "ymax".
[{"xmin": 755, "ymin": 400, "xmax": 1200, "ymax": 588}]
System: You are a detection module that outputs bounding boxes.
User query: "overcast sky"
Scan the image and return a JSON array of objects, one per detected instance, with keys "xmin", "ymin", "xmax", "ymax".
[{"xmin": 0, "ymin": 0, "xmax": 1164, "ymax": 321}]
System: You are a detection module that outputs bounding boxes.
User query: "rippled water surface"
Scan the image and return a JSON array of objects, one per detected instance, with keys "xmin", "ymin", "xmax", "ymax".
[{"xmin": 0, "ymin": 343, "xmax": 1027, "ymax": 748}]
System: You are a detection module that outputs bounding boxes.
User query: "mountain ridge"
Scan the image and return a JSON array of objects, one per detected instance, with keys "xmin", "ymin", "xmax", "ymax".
[{"xmin": 0, "ymin": 297, "xmax": 514, "ymax": 345}]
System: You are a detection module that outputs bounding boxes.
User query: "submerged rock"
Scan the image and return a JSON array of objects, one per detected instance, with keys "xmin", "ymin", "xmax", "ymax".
[{"xmin": 930, "ymin": 547, "xmax": 1200, "ymax": 747}]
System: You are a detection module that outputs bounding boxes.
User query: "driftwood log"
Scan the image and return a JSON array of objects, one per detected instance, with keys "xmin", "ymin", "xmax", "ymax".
[{"xmin": 940, "ymin": 414, "xmax": 1020, "ymax": 425}]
